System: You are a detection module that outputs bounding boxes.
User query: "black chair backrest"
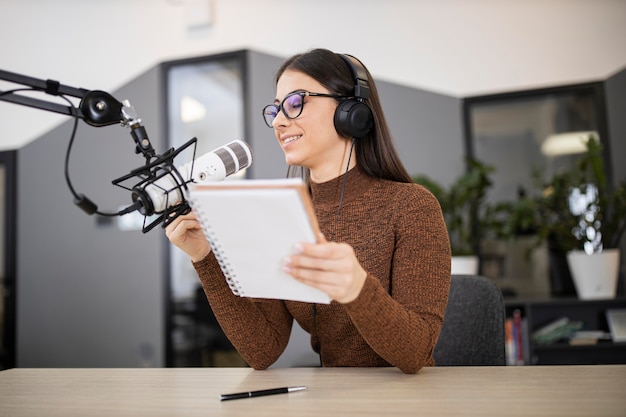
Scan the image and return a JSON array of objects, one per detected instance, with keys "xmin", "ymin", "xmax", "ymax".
[{"xmin": 433, "ymin": 274, "xmax": 506, "ymax": 366}]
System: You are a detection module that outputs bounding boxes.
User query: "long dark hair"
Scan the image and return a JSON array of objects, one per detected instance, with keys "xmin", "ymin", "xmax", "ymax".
[{"xmin": 275, "ymin": 48, "xmax": 412, "ymax": 184}]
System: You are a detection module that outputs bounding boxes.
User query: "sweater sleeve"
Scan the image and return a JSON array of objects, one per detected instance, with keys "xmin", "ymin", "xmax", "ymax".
[
  {"xmin": 192, "ymin": 253, "xmax": 295, "ymax": 369},
  {"xmin": 343, "ymin": 184, "xmax": 451, "ymax": 374}
]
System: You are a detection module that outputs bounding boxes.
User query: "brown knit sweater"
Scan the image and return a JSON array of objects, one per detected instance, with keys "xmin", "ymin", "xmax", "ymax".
[{"xmin": 193, "ymin": 166, "xmax": 451, "ymax": 374}]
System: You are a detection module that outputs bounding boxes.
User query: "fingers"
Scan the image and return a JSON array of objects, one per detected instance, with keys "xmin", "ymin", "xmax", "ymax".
[
  {"xmin": 165, "ymin": 212, "xmax": 199, "ymax": 241},
  {"xmin": 294, "ymin": 237, "xmax": 340, "ymax": 260},
  {"xmin": 284, "ymin": 242, "xmax": 342, "ymax": 276},
  {"xmin": 165, "ymin": 212, "xmax": 212, "ymax": 262},
  {"xmin": 283, "ymin": 240, "xmax": 367, "ymax": 303},
  {"xmin": 283, "ymin": 243, "xmax": 322, "ymax": 278}
]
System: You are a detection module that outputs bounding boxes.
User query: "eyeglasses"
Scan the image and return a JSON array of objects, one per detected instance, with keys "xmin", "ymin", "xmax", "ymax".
[{"xmin": 262, "ymin": 91, "xmax": 348, "ymax": 128}]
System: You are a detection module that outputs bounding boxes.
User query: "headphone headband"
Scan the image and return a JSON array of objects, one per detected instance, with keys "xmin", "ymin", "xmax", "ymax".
[{"xmin": 338, "ymin": 54, "xmax": 371, "ymax": 101}]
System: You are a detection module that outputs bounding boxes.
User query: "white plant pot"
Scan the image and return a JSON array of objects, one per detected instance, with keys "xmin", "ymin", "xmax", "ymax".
[
  {"xmin": 451, "ymin": 256, "xmax": 479, "ymax": 275},
  {"xmin": 566, "ymin": 249, "xmax": 620, "ymax": 300}
]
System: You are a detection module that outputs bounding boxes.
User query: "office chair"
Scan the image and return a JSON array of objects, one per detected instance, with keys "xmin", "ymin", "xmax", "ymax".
[{"xmin": 433, "ymin": 274, "xmax": 506, "ymax": 366}]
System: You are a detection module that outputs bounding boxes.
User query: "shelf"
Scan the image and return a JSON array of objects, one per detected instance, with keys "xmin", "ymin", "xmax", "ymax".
[
  {"xmin": 534, "ymin": 341, "xmax": 626, "ymax": 351},
  {"xmin": 505, "ymin": 297, "xmax": 626, "ymax": 365}
]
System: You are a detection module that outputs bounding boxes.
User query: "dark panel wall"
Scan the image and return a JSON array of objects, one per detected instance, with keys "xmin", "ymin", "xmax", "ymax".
[
  {"xmin": 245, "ymin": 50, "xmax": 289, "ymax": 179},
  {"xmin": 379, "ymin": 80, "xmax": 463, "ymax": 185},
  {"xmin": 606, "ymin": 66, "xmax": 626, "ymax": 185},
  {"xmin": 605, "ymin": 66, "xmax": 626, "ymax": 287},
  {"xmin": 17, "ymin": 67, "xmax": 166, "ymax": 367}
]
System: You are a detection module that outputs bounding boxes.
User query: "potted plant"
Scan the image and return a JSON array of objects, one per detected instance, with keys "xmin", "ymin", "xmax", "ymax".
[
  {"xmin": 413, "ymin": 159, "xmax": 495, "ymax": 274},
  {"xmin": 488, "ymin": 168, "xmax": 583, "ymax": 297},
  {"xmin": 531, "ymin": 136, "xmax": 626, "ymax": 299}
]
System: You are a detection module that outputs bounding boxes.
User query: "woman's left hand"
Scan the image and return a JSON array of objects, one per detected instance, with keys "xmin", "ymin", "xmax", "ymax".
[{"xmin": 283, "ymin": 234, "xmax": 367, "ymax": 304}]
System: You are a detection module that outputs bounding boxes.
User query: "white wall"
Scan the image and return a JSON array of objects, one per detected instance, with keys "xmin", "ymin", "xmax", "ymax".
[{"xmin": 1, "ymin": 0, "xmax": 625, "ymax": 151}]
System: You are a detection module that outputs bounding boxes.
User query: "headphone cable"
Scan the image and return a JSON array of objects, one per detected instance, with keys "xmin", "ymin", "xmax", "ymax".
[
  {"xmin": 313, "ymin": 137, "xmax": 356, "ymax": 367},
  {"xmin": 334, "ymin": 137, "xmax": 355, "ymax": 236}
]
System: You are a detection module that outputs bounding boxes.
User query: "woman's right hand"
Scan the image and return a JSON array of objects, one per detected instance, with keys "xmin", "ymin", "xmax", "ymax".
[{"xmin": 165, "ymin": 211, "xmax": 211, "ymax": 263}]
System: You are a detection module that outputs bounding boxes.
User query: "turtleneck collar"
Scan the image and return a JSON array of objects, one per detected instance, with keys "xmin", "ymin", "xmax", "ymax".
[{"xmin": 309, "ymin": 165, "xmax": 377, "ymax": 210}]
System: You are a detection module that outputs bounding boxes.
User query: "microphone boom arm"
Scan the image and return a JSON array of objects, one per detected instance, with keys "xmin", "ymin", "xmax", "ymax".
[
  {"xmin": 0, "ymin": 68, "xmax": 156, "ymax": 160},
  {"xmin": 0, "ymin": 68, "xmax": 210, "ymax": 233}
]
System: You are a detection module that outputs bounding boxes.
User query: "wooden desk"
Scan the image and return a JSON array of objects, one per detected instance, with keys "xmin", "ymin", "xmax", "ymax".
[{"xmin": 1, "ymin": 366, "xmax": 624, "ymax": 417}]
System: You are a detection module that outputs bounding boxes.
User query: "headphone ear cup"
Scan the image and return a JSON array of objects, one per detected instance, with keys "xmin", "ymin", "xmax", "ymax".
[{"xmin": 334, "ymin": 99, "xmax": 374, "ymax": 138}]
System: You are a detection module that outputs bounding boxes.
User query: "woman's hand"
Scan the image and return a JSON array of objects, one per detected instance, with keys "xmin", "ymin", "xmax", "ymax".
[
  {"xmin": 283, "ymin": 234, "xmax": 367, "ymax": 304},
  {"xmin": 165, "ymin": 211, "xmax": 211, "ymax": 263}
]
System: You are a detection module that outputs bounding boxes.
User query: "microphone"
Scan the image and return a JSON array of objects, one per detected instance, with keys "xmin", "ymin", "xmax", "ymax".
[{"xmin": 131, "ymin": 140, "xmax": 253, "ymax": 217}]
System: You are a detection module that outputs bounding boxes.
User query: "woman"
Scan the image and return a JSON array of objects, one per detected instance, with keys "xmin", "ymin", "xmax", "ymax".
[{"xmin": 166, "ymin": 48, "xmax": 451, "ymax": 374}]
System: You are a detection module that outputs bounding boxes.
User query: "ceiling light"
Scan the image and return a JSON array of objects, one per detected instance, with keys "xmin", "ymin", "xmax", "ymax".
[
  {"xmin": 541, "ymin": 131, "xmax": 599, "ymax": 157},
  {"xmin": 180, "ymin": 95, "xmax": 206, "ymax": 123}
]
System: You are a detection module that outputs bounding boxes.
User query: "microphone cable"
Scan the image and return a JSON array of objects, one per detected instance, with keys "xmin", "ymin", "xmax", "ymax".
[
  {"xmin": 1, "ymin": 87, "xmax": 139, "ymax": 217},
  {"xmin": 57, "ymin": 92, "xmax": 139, "ymax": 217}
]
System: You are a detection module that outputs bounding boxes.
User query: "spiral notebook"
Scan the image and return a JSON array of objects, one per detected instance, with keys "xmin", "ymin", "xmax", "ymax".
[{"xmin": 188, "ymin": 178, "xmax": 331, "ymax": 304}]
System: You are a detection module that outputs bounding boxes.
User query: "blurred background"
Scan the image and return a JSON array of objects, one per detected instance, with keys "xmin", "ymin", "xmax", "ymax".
[{"xmin": 1, "ymin": 0, "xmax": 625, "ymax": 369}]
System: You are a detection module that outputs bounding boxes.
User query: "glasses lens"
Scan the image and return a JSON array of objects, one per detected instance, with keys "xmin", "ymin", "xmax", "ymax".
[
  {"xmin": 262, "ymin": 93, "xmax": 306, "ymax": 128},
  {"xmin": 262, "ymin": 105, "xmax": 278, "ymax": 127},
  {"xmin": 283, "ymin": 93, "xmax": 303, "ymax": 119}
]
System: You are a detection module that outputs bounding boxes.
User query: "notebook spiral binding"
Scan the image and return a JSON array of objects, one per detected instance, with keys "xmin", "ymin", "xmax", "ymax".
[{"xmin": 189, "ymin": 202, "xmax": 243, "ymax": 296}]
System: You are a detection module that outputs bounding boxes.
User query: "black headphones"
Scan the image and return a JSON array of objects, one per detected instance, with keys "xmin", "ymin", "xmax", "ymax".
[{"xmin": 334, "ymin": 54, "xmax": 374, "ymax": 138}]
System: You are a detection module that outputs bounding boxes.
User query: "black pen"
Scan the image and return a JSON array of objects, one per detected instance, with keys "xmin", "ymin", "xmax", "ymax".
[{"xmin": 220, "ymin": 386, "xmax": 308, "ymax": 401}]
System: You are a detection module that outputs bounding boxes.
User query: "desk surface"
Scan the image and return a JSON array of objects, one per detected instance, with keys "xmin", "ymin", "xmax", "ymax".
[{"xmin": 1, "ymin": 366, "xmax": 625, "ymax": 417}]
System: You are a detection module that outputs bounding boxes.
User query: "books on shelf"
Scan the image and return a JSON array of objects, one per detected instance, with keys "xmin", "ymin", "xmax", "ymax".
[
  {"xmin": 505, "ymin": 309, "xmax": 528, "ymax": 365},
  {"xmin": 505, "ymin": 299, "xmax": 626, "ymax": 365},
  {"xmin": 568, "ymin": 330, "xmax": 612, "ymax": 346},
  {"xmin": 188, "ymin": 178, "xmax": 332, "ymax": 304},
  {"xmin": 531, "ymin": 317, "xmax": 583, "ymax": 345}
]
